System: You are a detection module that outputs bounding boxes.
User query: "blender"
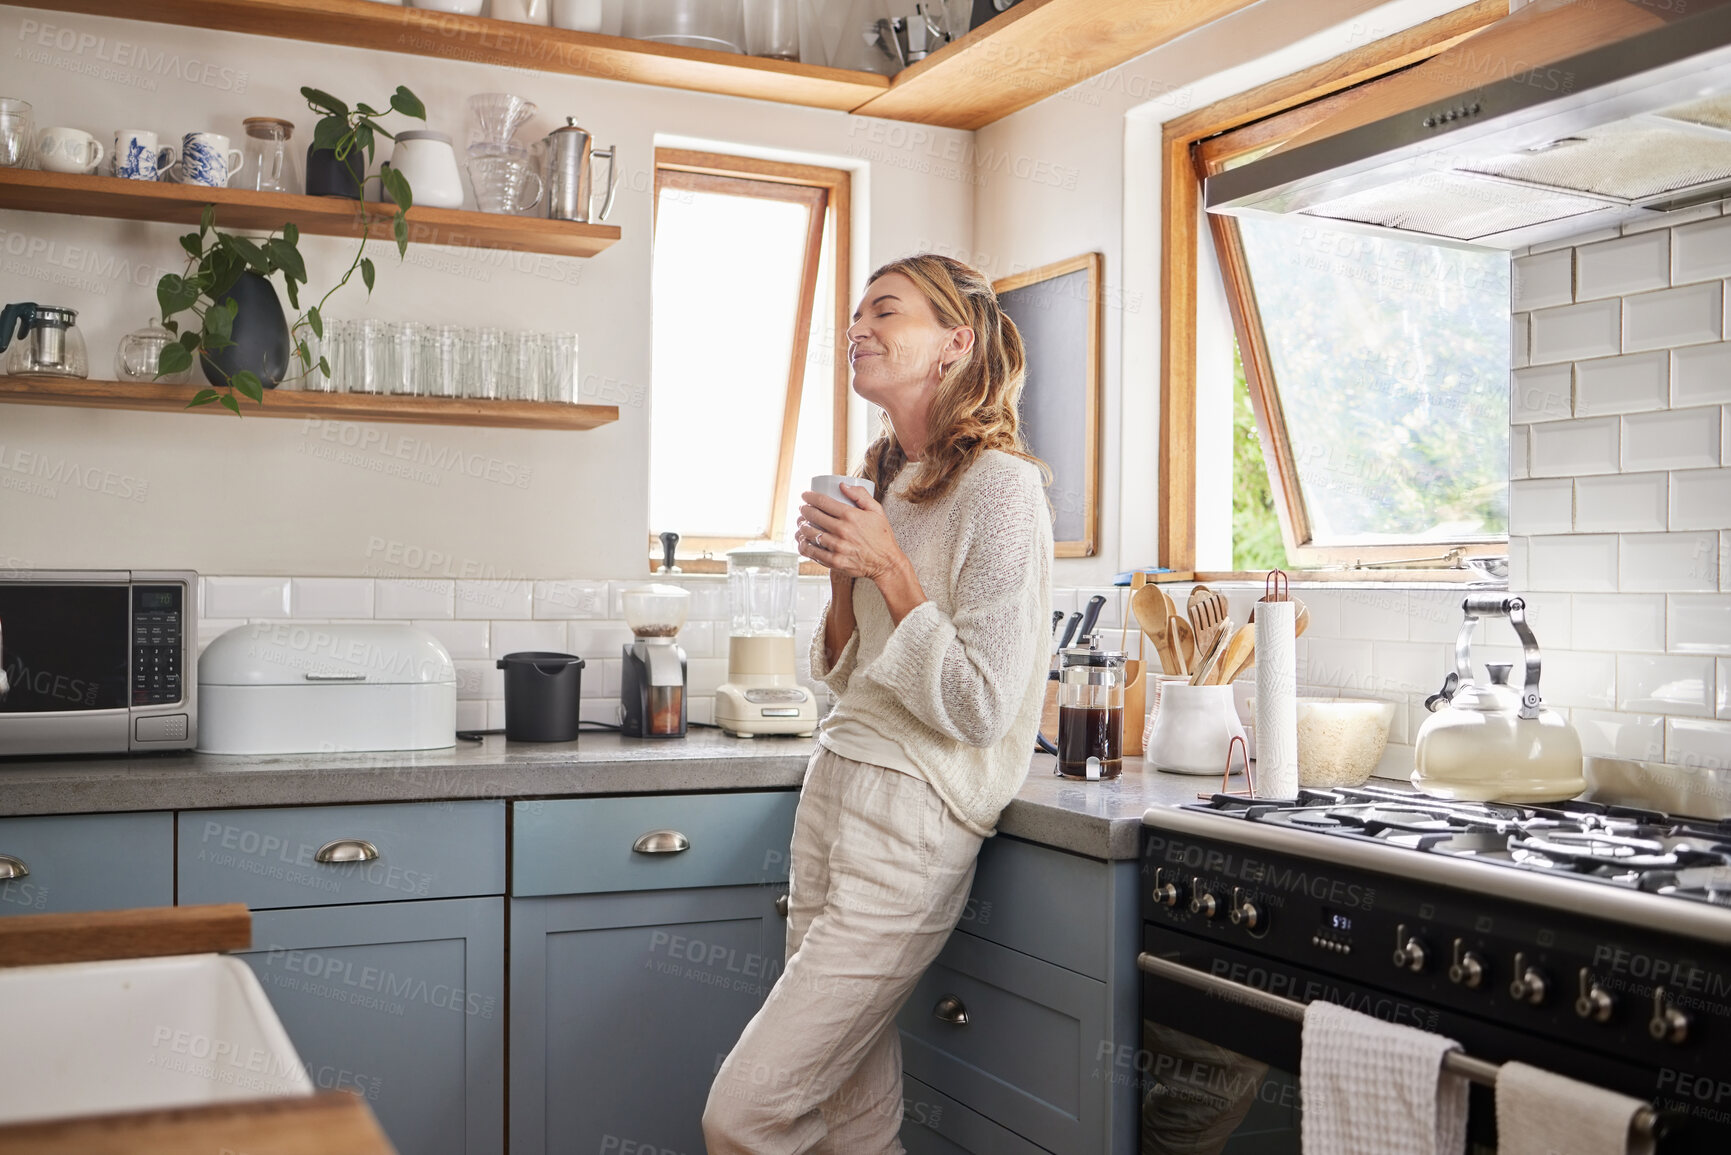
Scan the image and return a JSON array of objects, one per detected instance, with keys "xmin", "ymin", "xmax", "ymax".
[
  {"xmin": 620, "ymin": 584, "xmax": 689, "ymax": 738},
  {"xmin": 714, "ymin": 545, "xmax": 818, "ymax": 738}
]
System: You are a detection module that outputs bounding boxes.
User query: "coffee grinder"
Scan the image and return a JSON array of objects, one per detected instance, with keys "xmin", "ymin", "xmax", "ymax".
[
  {"xmin": 714, "ymin": 545, "xmax": 818, "ymax": 738},
  {"xmin": 620, "ymin": 584, "xmax": 690, "ymax": 738}
]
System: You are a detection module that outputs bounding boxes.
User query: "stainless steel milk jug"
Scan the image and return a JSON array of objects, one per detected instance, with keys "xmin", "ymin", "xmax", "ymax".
[{"xmin": 542, "ymin": 118, "xmax": 617, "ymax": 223}]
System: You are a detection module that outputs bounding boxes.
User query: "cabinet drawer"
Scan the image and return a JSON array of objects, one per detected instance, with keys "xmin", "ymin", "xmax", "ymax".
[
  {"xmin": 956, "ymin": 836, "xmax": 1108, "ymax": 979},
  {"xmin": 0, "ymin": 812, "xmax": 172, "ymax": 916},
  {"xmin": 512, "ymin": 791, "xmax": 798, "ymax": 897},
  {"xmin": 901, "ymin": 1073, "xmax": 1050, "ymax": 1155},
  {"xmin": 178, "ymin": 802, "xmax": 505, "ymax": 910},
  {"xmin": 898, "ymin": 930, "xmax": 1105, "ymax": 1155}
]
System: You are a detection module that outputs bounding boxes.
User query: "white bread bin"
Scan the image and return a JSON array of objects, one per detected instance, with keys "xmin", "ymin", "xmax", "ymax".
[{"xmin": 198, "ymin": 622, "xmax": 456, "ymax": 754}]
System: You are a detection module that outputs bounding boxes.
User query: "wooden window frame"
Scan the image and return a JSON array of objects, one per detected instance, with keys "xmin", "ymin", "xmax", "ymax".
[
  {"xmin": 1159, "ymin": 0, "xmax": 1508, "ymax": 574},
  {"xmin": 649, "ymin": 149, "xmax": 852, "ymax": 571}
]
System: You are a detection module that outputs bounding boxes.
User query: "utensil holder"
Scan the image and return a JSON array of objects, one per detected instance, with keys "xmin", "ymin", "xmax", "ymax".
[{"xmin": 1147, "ymin": 682, "xmax": 1245, "ymax": 775}]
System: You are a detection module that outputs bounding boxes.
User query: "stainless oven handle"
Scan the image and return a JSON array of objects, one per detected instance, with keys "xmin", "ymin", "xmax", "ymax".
[{"xmin": 1135, "ymin": 952, "xmax": 1666, "ymax": 1140}]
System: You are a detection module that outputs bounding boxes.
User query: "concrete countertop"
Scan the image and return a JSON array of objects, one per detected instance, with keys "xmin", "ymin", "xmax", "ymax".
[{"xmin": 0, "ymin": 734, "xmax": 1257, "ymax": 860}]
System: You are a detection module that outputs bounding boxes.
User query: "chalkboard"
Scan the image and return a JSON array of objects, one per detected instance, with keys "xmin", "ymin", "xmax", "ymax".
[{"xmin": 995, "ymin": 253, "xmax": 1102, "ymax": 557}]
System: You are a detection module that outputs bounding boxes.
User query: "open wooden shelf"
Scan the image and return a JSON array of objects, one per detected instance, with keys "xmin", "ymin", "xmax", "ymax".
[
  {"xmin": 0, "ymin": 167, "xmax": 620, "ymax": 259},
  {"xmin": 0, "ymin": 375, "xmax": 620, "ymax": 430},
  {"xmin": 30, "ymin": 0, "xmax": 888, "ymax": 111}
]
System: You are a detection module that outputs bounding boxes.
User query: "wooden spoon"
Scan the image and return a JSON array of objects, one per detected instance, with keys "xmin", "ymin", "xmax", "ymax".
[
  {"xmin": 1130, "ymin": 585, "xmax": 1182, "ymax": 675},
  {"xmin": 1169, "ymin": 615, "xmax": 1195, "ymax": 676},
  {"xmin": 1212, "ymin": 623, "xmax": 1257, "ymax": 685}
]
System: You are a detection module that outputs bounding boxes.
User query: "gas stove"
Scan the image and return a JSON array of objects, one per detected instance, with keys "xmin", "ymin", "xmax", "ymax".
[{"xmin": 1136, "ymin": 788, "xmax": 1731, "ymax": 1153}]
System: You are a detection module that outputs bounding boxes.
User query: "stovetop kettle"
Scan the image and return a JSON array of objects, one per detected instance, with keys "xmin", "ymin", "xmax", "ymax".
[{"xmin": 1414, "ymin": 593, "xmax": 1583, "ymax": 804}]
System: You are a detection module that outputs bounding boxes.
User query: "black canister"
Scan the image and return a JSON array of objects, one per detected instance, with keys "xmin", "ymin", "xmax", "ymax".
[{"xmin": 496, "ymin": 651, "xmax": 584, "ymax": 742}]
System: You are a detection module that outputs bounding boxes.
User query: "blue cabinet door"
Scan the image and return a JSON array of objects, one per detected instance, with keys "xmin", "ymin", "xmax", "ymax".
[
  {"xmin": 0, "ymin": 812, "xmax": 172, "ymax": 915},
  {"xmin": 240, "ymin": 897, "xmax": 505, "ymax": 1155},
  {"xmin": 510, "ymin": 885, "xmax": 786, "ymax": 1155}
]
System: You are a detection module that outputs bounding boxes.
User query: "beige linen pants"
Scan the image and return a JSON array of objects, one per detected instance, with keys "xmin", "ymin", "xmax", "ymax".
[{"xmin": 703, "ymin": 746, "xmax": 985, "ymax": 1154}]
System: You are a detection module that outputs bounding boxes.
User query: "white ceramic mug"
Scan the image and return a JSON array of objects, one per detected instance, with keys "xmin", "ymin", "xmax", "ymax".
[
  {"xmin": 157, "ymin": 132, "xmax": 243, "ymax": 187},
  {"xmin": 35, "ymin": 126, "xmax": 105, "ymax": 174},
  {"xmin": 811, "ymin": 474, "xmax": 872, "ymax": 506},
  {"xmin": 112, "ymin": 128, "xmax": 158, "ymax": 180}
]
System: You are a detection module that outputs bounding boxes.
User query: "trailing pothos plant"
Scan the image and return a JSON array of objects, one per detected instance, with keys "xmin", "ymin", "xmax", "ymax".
[{"xmin": 154, "ymin": 84, "xmax": 426, "ymax": 413}]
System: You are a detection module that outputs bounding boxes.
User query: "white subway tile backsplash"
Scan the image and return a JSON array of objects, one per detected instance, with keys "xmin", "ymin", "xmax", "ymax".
[
  {"xmin": 455, "ymin": 700, "xmax": 487, "ymax": 732},
  {"xmin": 532, "ymin": 580, "xmax": 609, "ymax": 619},
  {"xmin": 1370, "ymin": 640, "xmax": 1446, "ymax": 697},
  {"xmin": 1297, "ymin": 639, "xmax": 1374, "ymax": 692},
  {"xmin": 1666, "ymin": 716, "xmax": 1731, "ymax": 771},
  {"xmin": 1335, "ymin": 588, "xmax": 1409, "ymax": 641},
  {"xmin": 688, "ymin": 657, "xmax": 730, "ymax": 696},
  {"xmin": 455, "ymin": 660, "xmax": 503, "ymax": 701},
  {"xmin": 1512, "ymin": 312, "xmax": 1529, "ymax": 369},
  {"xmin": 411, "ymin": 619, "xmax": 489, "ymax": 661},
  {"xmin": 1529, "ymin": 417, "xmax": 1620, "ymax": 476},
  {"xmin": 797, "ymin": 580, "xmax": 830, "ymax": 623},
  {"xmin": 375, "ymin": 579, "xmax": 454, "ymax": 619},
  {"xmin": 568, "ymin": 622, "xmax": 635, "ymax": 662},
  {"xmin": 489, "ymin": 620, "xmax": 567, "ymax": 658},
  {"xmin": 1626, "ymin": 203, "xmax": 1720, "ymax": 235},
  {"xmin": 1624, "ymin": 281, "xmax": 1723, "ymax": 351},
  {"xmin": 1618, "ymin": 653, "xmax": 1716, "ymax": 717},
  {"xmin": 679, "ymin": 620, "xmax": 715, "ymax": 659},
  {"xmin": 1527, "ymin": 534, "xmax": 1618, "ymax": 591},
  {"xmin": 1572, "ymin": 592, "xmax": 1665, "ymax": 652},
  {"xmin": 1508, "ymin": 478, "xmax": 1573, "ymax": 535},
  {"xmin": 1295, "ymin": 589, "xmax": 1342, "ymax": 638},
  {"xmin": 456, "ymin": 580, "xmax": 532, "ymax": 620},
  {"xmin": 1621, "ymin": 531, "xmax": 1721, "ymax": 592},
  {"xmin": 196, "ymin": 619, "xmax": 246, "ymax": 652},
  {"xmin": 1670, "ymin": 468, "xmax": 1731, "ymax": 531},
  {"xmin": 1511, "ymin": 364, "xmax": 1573, "ymax": 423},
  {"xmin": 1672, "ymin": 213, "xmax": 1731, "ymax": 283},
  {"xmin": 1573, "ymin": 472, "xmax": 1668, "ymax": 533},
  {"xmin": 1508, "ymin": 535, "xmax": 1529, "ymax": 589},
  {"xmin": 1574, "ymin": 351, "xmax": 1668, "ymax": 416},
  {"xmin": 1531, "ymin": 227, "xmax": 1620, "ymax": 253},
  {"xmin": 1408, "ymin": 589, "xmax": 1476, "ymax": 644},
  {"xmin": 1722, "ymin": 658, "xmax": 1731, "ymax": 718},
  {"xmin": 1573, "ymin": 709, "xmax": 1666, "ymax": 762},
  {"xmin": 1529, "ymin": 297, "xmax": 1621, "ymax": 363},
  {"xmin": 1622, "ymin": 406, "xmax": 1722, "ymax": 471},
  {"xmin": 1576, "ymin": 230, "xmax": 1668, "ymax": 301},
  {"xmin": 1671, "ymin": 342, "xmax": 1731, "ymax": 407},
  {"xmin": 288, "ymin": 578, "xmax": 374, "ymax": 619},
  {"xmin": 1512, "ymin": 248, "xmax": 1574, "ymax": 311},
  {"xmin": 1510, "ymin": 426, "xmax": 1529, "ymax": 479},
  {"xmin": 1541, "ymin": 649, "xmax": 1617, "ymax": 710},
  {"xmin": 1669, "ymin": 594, "xmax": 1731, "ymax": 655},
  {"xmin": 204, "ymin": 577, "xmax": 291, "ymax": 619}
]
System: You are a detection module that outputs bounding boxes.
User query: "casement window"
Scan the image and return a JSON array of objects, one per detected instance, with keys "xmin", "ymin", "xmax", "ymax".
[
  {"xmin": 1162, "ymin": 2, "xmax": 1513, "ymax": 574},
  {"xmin": 648, "ymin": 150, "xmax": 850, "ymax": 567}
]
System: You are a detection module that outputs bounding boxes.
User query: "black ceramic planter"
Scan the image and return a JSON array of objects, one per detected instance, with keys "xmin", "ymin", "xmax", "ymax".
[
  {"xmin": 201, "ymin": 272, "xmax": 290, "ymax": 390},
  {"xmin": 305, "ymin": 143, "xmax": 365, "ymax": 199}
]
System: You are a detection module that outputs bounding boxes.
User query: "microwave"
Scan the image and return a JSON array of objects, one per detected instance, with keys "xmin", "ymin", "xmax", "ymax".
[{"xmin": 0, "ymin": 570, "xmax": 197, "ymax": 758}]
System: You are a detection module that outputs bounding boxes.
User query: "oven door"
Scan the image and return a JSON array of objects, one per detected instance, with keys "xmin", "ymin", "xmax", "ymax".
[{"xmin": 1137, "ymin": 923, "xmax": 1704, "ymax": 1155}]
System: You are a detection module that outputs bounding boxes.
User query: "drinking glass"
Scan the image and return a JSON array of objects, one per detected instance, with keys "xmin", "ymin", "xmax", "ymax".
[
  {"xmin": 464, "ymin": 326, "xmax": 505, "ymax": 399},
  {"xmin": 347, "ymin": 319, "xmax": 388, "ymax": 394},
  {"xmin": 301, "ymin": 321, "xmax": 335, "ymax": 392},
  {"xmin": 386, "ymin": 321, "xmax": 424, "ymax": 395},
  {"xmin": 503, "ymin": 330, "xmax": 546, "ymax": 401},
  {"xmin": 547, "ymin": 332, "xmax": 579, "ymax": 403},
  {"xmin": 0, "ymin": 98, "xmax": 35, "ymax": 168},
  {"xmin": 744, "ymin": 0, "xmax": 799, "ymax": 60},
  {"xmin": 425, "ymin": 324, "xmax": 465, "ymax": 398}
]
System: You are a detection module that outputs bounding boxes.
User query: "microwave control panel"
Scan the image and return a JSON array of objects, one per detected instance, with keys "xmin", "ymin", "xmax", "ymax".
[{"xmin": 131, "ymin": 585, "xmax": 184, "ymax": 706}]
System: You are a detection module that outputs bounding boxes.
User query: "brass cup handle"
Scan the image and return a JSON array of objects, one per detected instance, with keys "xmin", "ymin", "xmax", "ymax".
[
  {"xmin": 0, "ymin": 853, "xmax": 27, "ymax": 880},
  {"xmin": 774, "ymin": 894, "xmax": 790, "ymax": 918},
  {"xmin": 632, "ymin": 830, "xmax": 691, "ymax": 855},
  {"xmin": 314, "ymin": 839, "xmax": 379, "ymax": 864},
  {"xmin": 932, "ymin": 994, "xmax": 969, "ymax": 1026}
]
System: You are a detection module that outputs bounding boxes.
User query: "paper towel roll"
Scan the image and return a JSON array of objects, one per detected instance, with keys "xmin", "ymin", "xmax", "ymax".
[{"xmin": 1255, "ymin": 601, "xmax": 1299, "ymax": 799}]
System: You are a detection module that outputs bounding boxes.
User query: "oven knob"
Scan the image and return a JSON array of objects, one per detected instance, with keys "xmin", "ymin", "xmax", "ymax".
[
  {"xmin": 1228, "ymin": 887, "xmax": 1261, "ymax": 931},
  {"xmin": 1391, "ymin": 923, "xmax": 1428, "ymax": 972},
  {"xmin": 1508, "ymin": 952, "xmax": 1548, "ymax": 1006},
  {"xmin": 1447, "ymin": 938, "xmax": 1484, "ymax": 989},
  {"xmin": 1189, "ymin": 878, "xmax": 1218, "ymax": 919},
  {"xmin": 1575, "ymin": 968, "xmax": 1614, "ymax": 1023},
  {"xmin": 1648, "ymin": 986, "xmax": 1690, "ymax": 1045},
  {"xmin": 1153, "ymin": 868, "xmax": 1182, "ymax": 907}
]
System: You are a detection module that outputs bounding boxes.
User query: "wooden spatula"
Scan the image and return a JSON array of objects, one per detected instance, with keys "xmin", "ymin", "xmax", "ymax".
[
  {"xmin": 1211, "ymin": 622, "xmax": 1257, "ymax": 685},
  {"xmin": 1187, "ymin": 585, "xmax": 1230, "ymax": 668}
]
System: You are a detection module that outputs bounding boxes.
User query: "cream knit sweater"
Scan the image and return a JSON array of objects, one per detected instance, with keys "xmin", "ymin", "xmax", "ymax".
[{"xmin": 810, "ymin": 449, "xmax": 1053, "ymax": 836}]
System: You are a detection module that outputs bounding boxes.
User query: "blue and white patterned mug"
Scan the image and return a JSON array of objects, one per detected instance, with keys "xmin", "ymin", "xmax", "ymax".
[
  {"xmin": 157, "ymin": 132, "xmax": 242, "ymax": 188},
  {"xmin": 112, "ymin": 128, "xmax": 158, "ymax": 180}
]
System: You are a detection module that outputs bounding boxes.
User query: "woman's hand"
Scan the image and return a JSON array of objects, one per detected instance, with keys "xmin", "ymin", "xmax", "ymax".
[{"xmin": 797, "ymin": 484, "xmax": 926, "ymax": 624}]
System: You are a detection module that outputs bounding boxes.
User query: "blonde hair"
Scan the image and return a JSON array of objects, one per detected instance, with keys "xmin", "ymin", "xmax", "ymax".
[{"xmin": 858, "ymin": 253, "xmax": 1046, "ymax": 504}]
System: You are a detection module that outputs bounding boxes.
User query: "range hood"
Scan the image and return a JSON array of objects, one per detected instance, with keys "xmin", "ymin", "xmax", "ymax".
[{"xmin": 1206, "ymin": 0, "xmax": 1731, "ymax": 249}]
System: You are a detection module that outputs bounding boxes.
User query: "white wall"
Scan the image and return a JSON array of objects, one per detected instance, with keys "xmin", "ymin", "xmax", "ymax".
[{"xmin": 0, "ymin": 3, "xmax": 972, "ymax": 577}]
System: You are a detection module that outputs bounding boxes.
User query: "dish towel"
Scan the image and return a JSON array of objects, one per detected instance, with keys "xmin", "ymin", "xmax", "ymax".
[
  {"xmin": 1300, "ymin": 1000, "xmax": 1468, "ymax": 1155},
  {"xmin": 1496, "ymin": 1061, "xmax": 1656, "ymax": 1155}
]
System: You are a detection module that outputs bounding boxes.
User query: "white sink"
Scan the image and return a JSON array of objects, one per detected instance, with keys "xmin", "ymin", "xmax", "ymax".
[{"xmin": 0, "ymin": 952, "xmax": 312, "ymax": 1125}]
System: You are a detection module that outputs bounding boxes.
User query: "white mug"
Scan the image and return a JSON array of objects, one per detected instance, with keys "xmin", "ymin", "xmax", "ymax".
[
  {"xmin": 811, "ymin": 474, "xmax": 872, "ymax": 506},
  {"xmin": 35, "ymin": 126, "xmax": 105, "ymax": 174},
  {"xmin": 158, "ymin": 131, "xmax": 243, "ymax": 187},
  {"xmin": 112, "ymin": 128, "xmax": 159, "ymax": 180}
]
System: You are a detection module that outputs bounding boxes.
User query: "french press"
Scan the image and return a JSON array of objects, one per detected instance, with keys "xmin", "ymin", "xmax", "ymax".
[
  {"xmin": 1056, "ymin": 636, "xmax": 1127, "ymax": 780},
  {"xmin": 1, "ymin": 302, "xmax": 89, "ymax": 378}
]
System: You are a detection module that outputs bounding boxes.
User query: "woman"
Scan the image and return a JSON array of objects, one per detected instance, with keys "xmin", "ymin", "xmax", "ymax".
[{"xmin": 703, "ymin": 254, "xmax": 1053, "ymax": 1154}]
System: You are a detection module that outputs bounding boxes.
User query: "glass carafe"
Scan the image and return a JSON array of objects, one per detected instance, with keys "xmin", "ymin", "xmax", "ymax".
[
  {"xmin": 1056, "ymin": 641, "xmax": 1126, "ymax": 780},
  {"xmin": 234, "ymin": 117, "xmax": 299, "ymax": 194}
]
